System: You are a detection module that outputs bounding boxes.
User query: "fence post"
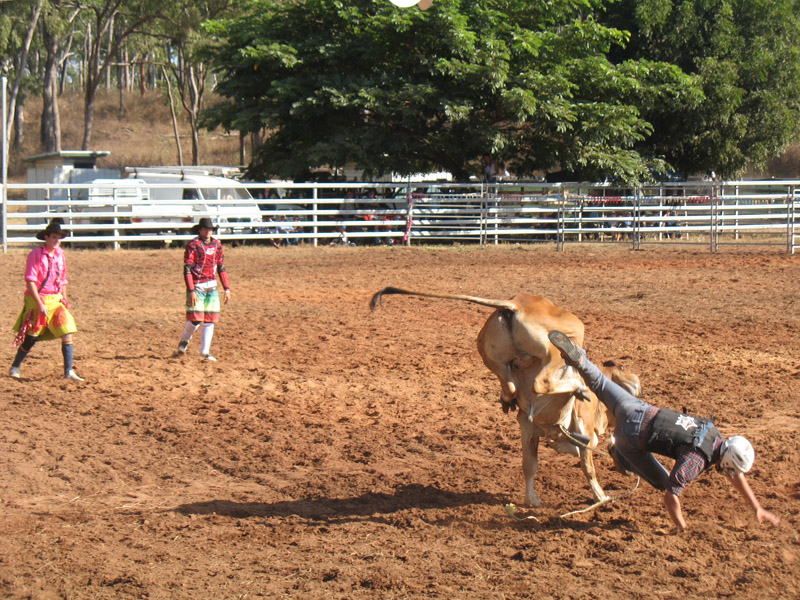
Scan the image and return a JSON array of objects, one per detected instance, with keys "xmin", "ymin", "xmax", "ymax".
[
  {"xmin": 788, "ymin": 186, "xmax": 798, "ymax": 254},
  {"xmin": 710, "ymin": 184, "xmax": 719, "ymax": 253},
  {"xmin": 492, "ymin": 184, "xmax": 499, "ymax": 245},
  {"xmin": 2, "ymin": 75, "xmax": 7, "ymax": 254},
  {"xmin": 632, "ymin": 187, "xmax": 641, "ymax": 250},
  {"xmin": 557, "ymin": 187, "xmax": 566, "ymax": 251},
  {"xmin": 479, "ymin": 183, "xmax": 486, "ymax": 247},
  {"xmin": 112, "ymin": 186, "xmax": 120, "ymax": 250},
  {"xmin": 404, "ymin": 182, "xmax": 413, "ymax": 246},
  {"xmin": 312, "ymin": 186, "xmax": 318, "ymax": 247}
]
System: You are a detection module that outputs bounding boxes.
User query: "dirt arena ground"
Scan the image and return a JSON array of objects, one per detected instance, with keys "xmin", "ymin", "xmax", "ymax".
[{"xmin": 0, "ymin": 242, "xmax": 798, "ymax": 599}]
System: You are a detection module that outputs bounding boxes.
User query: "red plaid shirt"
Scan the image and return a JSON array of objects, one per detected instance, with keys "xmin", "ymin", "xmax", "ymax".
[{"xmin": 184, "ymin": 237, "xmax": 229, "ymax": 290}]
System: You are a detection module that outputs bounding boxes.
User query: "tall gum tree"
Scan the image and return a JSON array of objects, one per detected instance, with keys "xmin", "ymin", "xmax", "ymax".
[
  {"xmin": 76, "ymin": 0, "xmax": 164, "ymax": 150},
  {"xmin": 154, "ymin": 0, "xmax": 245, "ymax": 165}
]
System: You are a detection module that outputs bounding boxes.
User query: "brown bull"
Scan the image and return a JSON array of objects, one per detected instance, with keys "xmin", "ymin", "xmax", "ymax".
[{"xmin": 370, "ymin": 287, "xmax": 641, "ymax": 506}]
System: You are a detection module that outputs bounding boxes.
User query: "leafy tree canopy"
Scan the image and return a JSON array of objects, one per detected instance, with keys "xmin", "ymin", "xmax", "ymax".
[
  {"xmin": 202, "ymin": 0, "xmax": 699, "ymax": 182},
  {"xmin": 601, "ymin": 0, "xmax": 800, "ymax": 177}
]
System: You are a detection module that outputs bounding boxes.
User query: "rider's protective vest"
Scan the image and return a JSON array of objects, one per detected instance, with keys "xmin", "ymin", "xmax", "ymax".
[{"xmin": 647, "ymin": 408, "xmax": 722, "ymax": 463}]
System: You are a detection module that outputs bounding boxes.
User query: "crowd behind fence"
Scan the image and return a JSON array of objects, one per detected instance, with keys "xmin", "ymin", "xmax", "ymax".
[{"xmin": 1, "ymin": 180, "xmax": 799, "ymax": 254}]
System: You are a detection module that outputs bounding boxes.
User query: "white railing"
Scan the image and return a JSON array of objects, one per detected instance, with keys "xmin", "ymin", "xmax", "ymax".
[
  {"xmin": 790, "ymin": 191, "xmax": 800, "ymax": 255},
  {"xmin": 2, "ymin": 180, "xmax": 799, "ymax": 253}
]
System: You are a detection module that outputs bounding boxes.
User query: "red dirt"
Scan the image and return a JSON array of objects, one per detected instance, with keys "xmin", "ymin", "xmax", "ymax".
[{"xmin": 1, "ymin": 243, "xmax": 798, "ymax": 599}]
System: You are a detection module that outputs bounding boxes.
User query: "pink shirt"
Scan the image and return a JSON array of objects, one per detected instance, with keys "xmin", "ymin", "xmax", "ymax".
[{"xmin": 24, "ymin": 245, "xmax": 68, "ymax": 296}]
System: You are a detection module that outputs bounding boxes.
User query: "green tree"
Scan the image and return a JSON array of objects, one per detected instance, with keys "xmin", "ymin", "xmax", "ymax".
[
  {"xmin": 0, "ymin": 0, "xmax": 43, "ymax": 151},
  {"xmin": 202, "ymin": 0, "xmax": 698, "ymax": 182},
  {"xmin": 602, "ymin": 0, "xmax": 800, "ymax": 177}
]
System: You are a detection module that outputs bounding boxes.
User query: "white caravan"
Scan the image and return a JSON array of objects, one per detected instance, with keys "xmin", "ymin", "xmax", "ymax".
[{"xmin": 72, "ymin": 167, "xmax": 263, "ymax": 236}]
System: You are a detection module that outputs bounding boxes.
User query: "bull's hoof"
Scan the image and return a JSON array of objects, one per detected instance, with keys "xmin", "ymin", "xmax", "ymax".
[
  {"xmin": 525, "ymin": 495, "xmax": 542, "ymax": 508},
  {"xmin": 500, "ymin": 398, "xmax": 518, "ymax": 414}
]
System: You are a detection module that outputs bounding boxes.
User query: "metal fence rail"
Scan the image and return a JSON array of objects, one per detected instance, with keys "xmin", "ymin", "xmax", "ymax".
[{"xmin": 2, "ymin": 180, "xmax": 799, "ymax": 253}]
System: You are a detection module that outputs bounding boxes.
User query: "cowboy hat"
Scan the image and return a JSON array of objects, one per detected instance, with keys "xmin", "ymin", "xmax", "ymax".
[
  {"xmin": 36, "ymin": 218, "xmax": 70, "ymax": 240},
  {"xmin": 190, "ymin": 217, "xmax": 217, "ymax": 235}
]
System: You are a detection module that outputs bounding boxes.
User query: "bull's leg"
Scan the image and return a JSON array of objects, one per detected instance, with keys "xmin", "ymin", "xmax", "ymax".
[
  {"xmin": 477, "ymin": 312, "xmax": 518, "ymax": 411},
  {"xmin": 517, "ymin": 410, "xmax": 542, "ymax": 507},
  {"xmin": 497, "ymin": 364, "xmax": 517, "ymax": 410},
  {"xmin": 578, "ymin": 446, "xmax": 609, "ymax": 503}
]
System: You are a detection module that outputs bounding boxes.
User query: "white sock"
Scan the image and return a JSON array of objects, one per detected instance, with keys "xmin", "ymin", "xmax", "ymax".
[
  {"xmin": 181, "ymin": 322, "xmax": 200, "ymax": 344},
  {"xmin": 200, "ymin": 323, "xmax": 215, "ymax": 355}
]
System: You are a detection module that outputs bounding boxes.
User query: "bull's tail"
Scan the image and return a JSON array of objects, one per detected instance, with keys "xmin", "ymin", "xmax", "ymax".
[{"xmin": 370, "ymin": 286, "xmax": 517, "ymax": 312}]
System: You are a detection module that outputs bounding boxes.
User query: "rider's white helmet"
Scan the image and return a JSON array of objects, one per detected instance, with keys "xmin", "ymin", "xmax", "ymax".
[{"xmin": 719, "ymin": 436, "xmax": 755, "ymax": 474}]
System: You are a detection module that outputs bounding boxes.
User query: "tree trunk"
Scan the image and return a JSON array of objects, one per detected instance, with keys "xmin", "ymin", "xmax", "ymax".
[
  {"xmin": 57, "ymin": 30, "xmax": 74, "ymax": 96},
  {"xmin": 191, "ymin": 121, "xmax": 200, "ymax": 165},
  {"xmin": 105, "ymin": 14, "xmax": 115, "ymax": 90},
  {"xmin": 81, "ymin": 22, "xmax": 90, "ymax": 88},
  {"xmin": 82, "ymin": 84, "xmax": 96, "ymax": 151},
  {"xmin": 12, "ymin": 103, "xmax": 24, "ymax": 151},
  {"xmin": 52, "ymin": 78, "xmax": 61, "ymax": 151},
  {"xmin": 6, "ymin": 0, "xmax": 42, "ymax": 145},
  {"xmin": 41, "ymin": 21, "xmax": 61, "ymax": 153},
  {"xmin": 124, "ymin": 47, "xmax": 131, "ymax": 92},
  {"xmin": 162, "ymin": 66, "xmax": 184, "ymax": 166},
  {"xmin": 187, "ymin": 62, "xmax": 201, "ymax": 165},
  {"xmin": 140, "ymin": 58, "xmax": 147, "ymax": 96},
  {"xmin": 118, "ymin": 37, "xmax": 125, "ymax": 118}
]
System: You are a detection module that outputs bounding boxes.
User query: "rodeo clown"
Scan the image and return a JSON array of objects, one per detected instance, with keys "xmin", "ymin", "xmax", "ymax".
[
  {"xmin": 9, "ymin": 219, "xmax": 84, "ymax": 381},
  {"xmin": 177, "ymin": 217, "xmax": 231, "ymax": 361},
  {"xmin": 548, "ymin": 330, "xmax": 780, "ymax": 532}
]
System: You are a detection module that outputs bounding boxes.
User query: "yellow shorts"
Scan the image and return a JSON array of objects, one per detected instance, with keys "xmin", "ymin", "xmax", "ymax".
[{"xmin": 13, "ymin": 294, "xmax": 78, "ymax": 341}]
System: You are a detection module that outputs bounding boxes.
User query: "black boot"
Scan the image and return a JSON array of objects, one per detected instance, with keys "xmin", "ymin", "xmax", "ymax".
[{"xmin": 548, "ymin": 330, "xmax": 583, "ymax": 366}]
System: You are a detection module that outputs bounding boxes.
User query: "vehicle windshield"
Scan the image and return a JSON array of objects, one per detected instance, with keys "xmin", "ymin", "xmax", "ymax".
[{"xmin": 201, "ymin": 188, "xmax": 252, "ymax": 201}]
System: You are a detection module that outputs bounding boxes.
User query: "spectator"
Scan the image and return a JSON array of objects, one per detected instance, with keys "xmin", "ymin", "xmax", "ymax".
[
  {"xmin": 259, "ymin": 216, "xmax": 284, "ymax": 248},
  {"xmin": 482, "ymin": 155, "xmax": 498, "ymax": 183},
  {"xmin": 662, "ymin": 210, "xmax": 680, "ymax": 239},
  {"xmin": 360, "ymin": 189, "xmax": 380, "ymax": 245},
  {"xmin": 610, "ymin": 212, "xmax": 624, "ymax": 242},
  {"xmin": 9, "ymin": 219, "xmax": 84, "ymax": 381},
  {"xmin": 329, "ymin": 225, "xmax": 355, "ymax": 246},
  {"xmin": 377, "ymin": 212, "xmax": 395, "ymax": 246},
  {"xmin": 277, "ymin": 215, "xmax": 299, "ymax": 246}
]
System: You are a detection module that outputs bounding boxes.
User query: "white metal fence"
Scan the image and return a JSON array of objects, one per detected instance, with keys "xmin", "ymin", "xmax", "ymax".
[{"xmin": 2, "ymin": 180, "xmax": 799, "ymax": 253}]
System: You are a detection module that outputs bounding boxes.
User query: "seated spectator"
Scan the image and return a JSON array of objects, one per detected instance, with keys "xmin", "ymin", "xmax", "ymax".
[
  {"xmin": 359, "ymin": 189, "xmax": 379, "ymax": 245},
  {"xmin": 329, "ymin": 225, "xmax": 355, "ymax": 246},
  {"xmin": 278, "ymin": 215, "xmax": 299, "ymax": 246},
  {"xmin": 662, "ymin": 210, "xmax": 680, "ymax": 239},
  {"xmin": 259, "ymin": 216, "xmax": 283, "ymax": 248}
]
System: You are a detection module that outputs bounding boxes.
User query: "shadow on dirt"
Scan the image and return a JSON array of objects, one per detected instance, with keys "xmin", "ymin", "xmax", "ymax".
[
  {"xmin": 172, "ymin": 483, "xmax": 506, "ymax": 523},
  {"xmin": 171, "ymin": 483, "xmax": 636, "ymax": 533}
]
